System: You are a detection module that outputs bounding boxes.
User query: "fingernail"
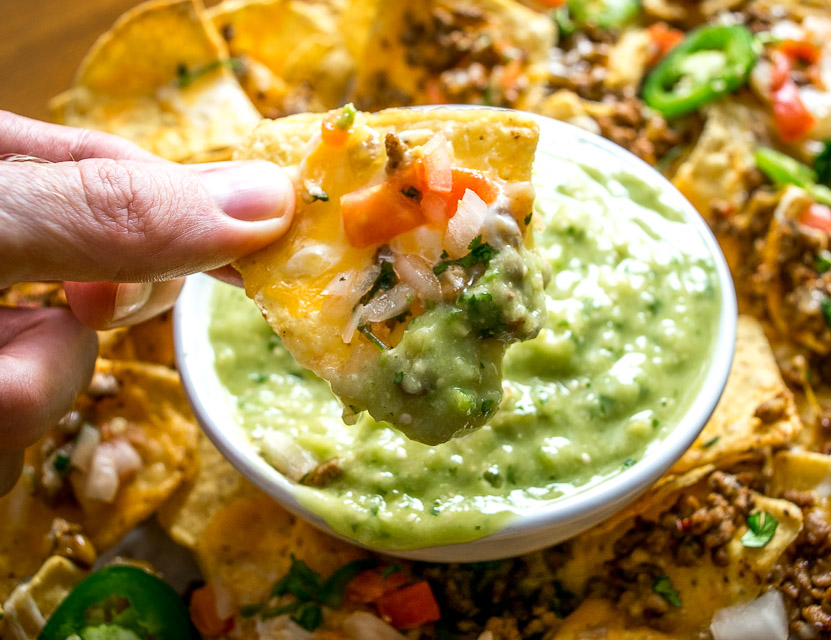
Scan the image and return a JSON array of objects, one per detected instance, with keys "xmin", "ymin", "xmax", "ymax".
[
  {"xmin": 194, "ymin": 161, "xmax": 295, "ymax": 222},
  {"xmin": 112, "ymin": 282, "xmax": 153, "ymax": 322},
  {"xmin": 0, "ymin": 450, "xmax": 24, "ymax": 496}
]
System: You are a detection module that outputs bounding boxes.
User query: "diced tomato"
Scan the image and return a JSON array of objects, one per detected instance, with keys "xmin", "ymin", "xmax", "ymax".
[
  {"xmin": 346, "ymin": 569, "xmax": 410, "ymax": 604},
  {"xmin": 800, "ymin": 202, "xmax": 831, "ymax": 233},
  {"xmin": 376, "ymin": 581, "xmax": 441, "ymax": 630},
  {"xmin": 500, "ymin": 57, "xmax": 523, "ymax": 91},
  {"xmin": 341, "ymin": 182, "xmax": 425, "ymax": 248},
  {"xmin": 421, "ymin": 191, "xmax": 449, "ymax": 225},
  {"xmin": 536, "ymin": 0, "xmax": 565, "ymax": 6},
  {"xmin": 189, "ymin": 585, "xmax": 234, "ymax": 637},
  {"xmin": 772, "ymin": 79, "xmax": 815, "ymax": 142},
  {"xmin": 648, "ymin": 22, "xmax": 684, "ymax": 63},
  {"xmin": 420, "ymin": 135, "xmax": 453, "ymax": 194},
  {"xmin": 779, "ymin": 39, "xmax": 821, "ymax": 65},
  {"xmin": 321, "ymin": 117, "xmax": 350, "ymax": 147},
  {"xmin": 770, "ymin": 50, "xmax": 792, "ymax": 92},
  {"xmin": 443, "ymin": 168, "xmax": 498, "ymax": 215}
]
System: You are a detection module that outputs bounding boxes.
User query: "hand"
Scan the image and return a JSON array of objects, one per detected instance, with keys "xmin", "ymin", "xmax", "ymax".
[{"xmin": 0, "ymin": 111, "xmax": 295, "ymax": 494}]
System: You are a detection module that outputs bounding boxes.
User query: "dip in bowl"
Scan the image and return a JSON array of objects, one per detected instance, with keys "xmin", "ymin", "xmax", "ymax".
[{"xmin": 175, "ymin": 113, "xmax": 737, "ymax": 562}]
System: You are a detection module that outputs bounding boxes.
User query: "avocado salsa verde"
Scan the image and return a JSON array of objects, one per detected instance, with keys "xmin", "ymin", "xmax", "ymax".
[{"xmin": 209, "ymin": 146, "xmax": 721, "ymax": 550}]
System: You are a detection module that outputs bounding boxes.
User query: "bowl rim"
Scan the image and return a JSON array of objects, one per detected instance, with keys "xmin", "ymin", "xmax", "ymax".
[{"xmin": 174, "ymin": 109, "xmax": 738, "ymax": 561}]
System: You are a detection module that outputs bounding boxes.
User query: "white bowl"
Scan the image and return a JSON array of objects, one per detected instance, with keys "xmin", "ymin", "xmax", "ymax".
[{"xmin": 174, "ymin": 112, "xmax": 737, "ymax": 563}]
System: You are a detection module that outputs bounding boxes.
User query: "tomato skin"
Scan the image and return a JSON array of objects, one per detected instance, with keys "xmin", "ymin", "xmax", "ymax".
[
  {"xmin": 189, "ymin": 585, "xmax": 235, "ymax": 637},
  {"xmin": 346, "ymin": 569, "xmax": 409, "ymax": 604},
  {"xmin": 772, "ymin": 81, "xmax": 816, "ymax": 142},
  {"xmin": 800, "ymin": 203, "xmax": 831, "ymax": 233},
  {"xmin": 648, "ymin": 22, "xmax": 684, "ymax": 63},
  {"xmin": 376, "ymin": 581, "xmax": 441, "ymax": 630},
  {"xmin": 779, "ymin": 39, "xmax": 821, "ymax": 65},
  {"xmin": 321, "ymin": 118, "xmax": 350, "ymax": 147},
  {"xmin": 341, "ymin": 182, "xmax": 425, "ymax": 248}
]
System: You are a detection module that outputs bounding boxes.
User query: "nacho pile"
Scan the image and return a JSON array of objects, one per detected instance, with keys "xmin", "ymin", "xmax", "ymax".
[{"xmin": 6, "ymin": 0, "xmax": 831, "ymax": 638}]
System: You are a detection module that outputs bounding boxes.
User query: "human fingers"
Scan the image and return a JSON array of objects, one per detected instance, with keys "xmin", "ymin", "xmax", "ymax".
[
  {"xmin": 0, "ymin": 307, "xmax": 98, "ymax": 494},
  {"xmin": 0, "ymin": 110, "xmax": 161, "ymax": 163},
  {"xmin": 63, "ymin": 279, "xmax": 186, "ymax": 330},
  {"xmin": 0, "ymin": 158, "xmax": 295, "ymax": 287}
]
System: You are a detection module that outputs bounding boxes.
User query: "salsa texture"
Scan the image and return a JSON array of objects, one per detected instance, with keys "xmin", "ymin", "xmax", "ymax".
[{"xmin": 210, "ymin": 148, "xmax": 721, "ymax": 549}]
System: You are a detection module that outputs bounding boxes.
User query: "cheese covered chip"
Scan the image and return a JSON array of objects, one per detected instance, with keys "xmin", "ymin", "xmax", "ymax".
[{"xmin": 235, "ymin": 106, "xmax": 547, "ymax": 444}]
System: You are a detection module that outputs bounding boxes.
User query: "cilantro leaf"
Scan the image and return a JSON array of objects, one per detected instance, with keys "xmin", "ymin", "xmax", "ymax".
[
  {"xmin": 433, "ymin": 235, "xmax": 498, "ymax": 275},
  {"xmin": 335, "ymin": 103, "xmax": 356, "ymax": 130},
  {"xmin": 701, "ymin": 436, "xmax": 720, "ymax": 449},
  {"xmin": 176, "ymin": 58, "xmax": 243, "ymax": 88},
  {"xmin": 271, "ymin": 556, "xmax": 322, "ymax": 600},
  {"xmin": 741, "ymin": 511, "xmax": 778, "ymax": 548},
  {"xmin": 817, "ymin": 250, "xmax": 831, "ymax": 274},
  {"xmin": 292, "ymin": 602, "xmax": 323, "ymax": 631},
  {"xmin": 358, "ymin": 325, "xmax": 389, "ymax": 351},
  {"xmin": 652, "ymin": 574, "xmax": 681, "ymax": 607}
]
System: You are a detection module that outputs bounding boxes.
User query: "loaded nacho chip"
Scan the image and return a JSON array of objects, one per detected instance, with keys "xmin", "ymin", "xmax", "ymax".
[
  {"xmin": 207, "ymin": 0, "xmax": 353, "ymax": 117},
  {"xmin": 52, "ymin": 0, "xmax": 261, "ymax": 162},
  {"xmin": 234, "ymin": 106, "xmax": 547, "ymax": 444},
  {"xmin": 348, "ymin": 0, "xmax": 554, "ymax": 110}
]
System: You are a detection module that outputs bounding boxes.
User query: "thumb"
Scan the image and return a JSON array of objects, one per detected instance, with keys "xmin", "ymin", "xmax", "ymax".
[{"xmin": 0, "ymin": 158, "xmax": 294, "ymax": 286}]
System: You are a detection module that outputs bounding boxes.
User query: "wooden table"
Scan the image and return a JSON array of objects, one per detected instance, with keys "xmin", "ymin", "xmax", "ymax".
[{"xmin": 0, "ymin": 0, "xmax": 219, "ymax": 122}]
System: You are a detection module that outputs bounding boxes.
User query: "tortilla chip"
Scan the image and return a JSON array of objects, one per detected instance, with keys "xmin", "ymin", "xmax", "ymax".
[
  {"xmin": 0, "ymin": 358, "xmax": 198, "ymax": 591},
  {"xmin": 672, "ymin": 101, "xmax": 759, "ymax": 221},
  {"xmin": 195, "ymin": 491, "xmax": 366, "ymax": 617},
  {"xmin": 770, "ymin": 449, "xmax": 831, "ymax": 498},
  {"xmin": 69, "ymin": 360, "xmax": 199, "ymax": 549},
  {"xmin": 53, "ymin": 0, "xmax": 261, "ymax": 162},
  {"xmin": 349, "ymin": 0, "xmax": 554, "ymax": 109},
  {"xmin": 234, "ymin": 106, "xmax": 543, "ymax": 444},
  {"xmin": 96, "ymin": 311, "xmax": 176, "ymax": 368},
  {"xmin": 207, "ymin": 0, "xmax": 353, "ymax": 118},
  {"xmin": 553, "ymin": 599, "xmax": 676, "ymax": 639},
  {"xmin": 157, "ymin": 431, "xmax": 253, "ymax": 550},
  {"xmin": 672, "ymin": 315, "xmax": 801, "ymax": 473},
  {"xmin": 0, "ymin": 283, "xmax": 67, "ymax": 308},
  {"xmin": 556, "ymin": 468, "xmax": 802, "ymax": 634},
  {"xmin": 1, "ymin": 556, "xmax": 87, "ymax": 640}
]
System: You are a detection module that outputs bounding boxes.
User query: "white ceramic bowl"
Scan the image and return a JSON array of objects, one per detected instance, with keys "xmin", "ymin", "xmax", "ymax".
[{"xmin": 174, "ymin": 112, "xmax": 737, "ymax": 563}]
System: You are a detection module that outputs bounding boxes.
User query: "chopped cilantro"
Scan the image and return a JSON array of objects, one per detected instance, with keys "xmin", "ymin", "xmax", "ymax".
[
  {"xmin": 524, "ymin": 211, "xmax": 533, "ymax": 225},
  {"xmin": 741, "ymin": 511, "xmax": 778, "ymax": 548},
  {"xmin": 817, "ymin": 250, "xmax": 831, "ymax": 274},
  {"xmin": 652, "ymin": 574, "xmax": 681, "ymax": 607},
  {"xmin": 302, "ymin": 180, "xmax": 329, "ymax": 204},
  {"xmin": 53, "ymin": 451, "xmax": 71, "ymax": 474},
  {"xmin": 358, "ymin": 325, "xmax": 389, "ymax": 351},
  {"xmin": 551, "ymin": 7, "xmax": 576, "ymax": 37},
  {"xmin": 335, "ymin": 103, "xmax": 356, "ymax": 130},
  {"xmin": 246, "ymin": 557, "xmax": 377, "ymax": 630},
  {"xmin": 394, "ymin": 371, "xmax": 404, "ymax": 386},
  {"xmin": 816, "ymin": 140, "xmax": 831, "ymax": 186},
  {"xmin": 382, "ymin": 563, "xmax": 403, "ymax": 579},
  {"xmin": 701, "ymin": 436, "xmax": 720, "ymax": 449},
  {"xmin": 822, "ymin": 295, "xmax": 831, "ymax": 331},
  {"xmin": 176, "ymin": 58, "xmax": 243, "ymax": 88},
  {"xmin": 433, "ymin": 235, "xmax": 498, "ymax": 275},
  {"xmin": 622, "ymin": 458, "xmax": 636, "ymax": 469},
  {"xmin": 481, "ymin": 398, "xmax": 495, "ymax": 415}
]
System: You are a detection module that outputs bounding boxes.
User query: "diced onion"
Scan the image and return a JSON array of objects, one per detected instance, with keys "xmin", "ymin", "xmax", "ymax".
[
  {"xmin": 105, "ymin": 437, "xmax": 142, "ymax": 479},
  {"xmin": 260, "ymin": 431, "xmax": 318, "ymax": 481},
  {"xmin": 84, "ymin": 446, "xmax": 120, "ymax": 503},
  {"xmin": 421, "ymin": 133, "xmax": 452, "ymax": 194},
  {"xmin": 445, "ymin": 189, "xmax": 487, "ymax": 258},
  {"xmin": 394, "ymin": 254, "xmax": 442, "ymax": 301},
  {"xmin": 282, "ymin": 243, "xmax": 343, "ymax": 278},
  {"xmin": 71, "ymin": 424, "xmax": 101, "ymax": 473},
  {"xmin": 343, "ymin": 612, "xmax": 406, "ymax": 640},
  {"xmin": 710, "ymin": 590, "xmax": 788, "ymax": 640},
  {"xmin": 363, "ymin": 283, "xmax": 414, "ymax": 322},
  {"xmin": 342, "ymin": 304, "xmax": 365, "ymax": 344},
  {"xmin": 211, "ymin": 579, "xmax": 235, "ymax": 621}
]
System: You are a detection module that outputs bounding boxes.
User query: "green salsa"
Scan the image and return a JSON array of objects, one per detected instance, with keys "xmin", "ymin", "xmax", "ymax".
[{"xmin": 209, "ymin": 149, "xmax": 721, "ymax": 550}]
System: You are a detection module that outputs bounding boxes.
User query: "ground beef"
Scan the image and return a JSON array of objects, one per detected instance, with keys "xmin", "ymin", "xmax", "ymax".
[
  {"xmin": 770, "ymin": 492, "xmax": 831, "ymax": 638},
  {"xmin": 584, "ymin": 470, "xmax": 757, "ymax": 627}
]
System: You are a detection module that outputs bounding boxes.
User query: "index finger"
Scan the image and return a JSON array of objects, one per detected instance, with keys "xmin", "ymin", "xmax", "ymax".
[{"xmin": 0, "ymin": 110, "xmax": 163, "ymax": 163}]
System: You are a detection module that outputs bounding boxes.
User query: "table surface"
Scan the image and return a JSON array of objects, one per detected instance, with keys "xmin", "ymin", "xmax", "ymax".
[{"xmin": 0, "ymin": 0, "xmax": 219, "ymax": 122}]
